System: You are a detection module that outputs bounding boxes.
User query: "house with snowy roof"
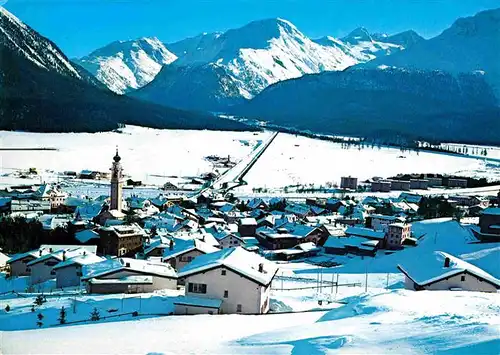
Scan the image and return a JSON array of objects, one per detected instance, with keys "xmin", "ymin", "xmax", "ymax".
[
  {"xmin": 398, "ymin": 251, "xmax": 500, "ymax": 293},
  {"xmin": 369, "ymin": 214, "xmax": 405, "ymax": 232},
  {"xmin": 264, "ymin": 242, "xmax": 320, "ymax": 261},
  {"xmin": 203, "ymin": 227, "xmax": 245, "ymax": 249},
  {"xmin": 162, "ymin": 238, "xmax": 220, "ymax": 271},
  {"xmin": 246, "ymin": 198, "xmax": 268, "ymax": 210},
  {"xmin": 99, "ymin": 223, "xmax": 146, "ymax": 257},
  {"xmin": 82, "ymin": 257, "xmax": 177, "ymax": 294},
  {"xmin": 75, "ymin": 229, "xmax": 100, "ymax": 244},
  {"xmin": 176, "ymin": 247, "xmax": 278, "ymax": 315},
  {"xmin": 53, "ymin": 252, "xmax": 104, "ymax": 288},
  {"xmin": 238, "ymin": 217, "xmax": 257, "ymax": 237},
  {"xmin": 27, "ymin": 246, "xmax": 98, "ymax": 284},
  {"xmin": 345, "ymin": 226, "xmax": 385, "ymax": 241},
  {"xmin": 472, "ymin": 207, "xmax": 500, "ymax": 242}
]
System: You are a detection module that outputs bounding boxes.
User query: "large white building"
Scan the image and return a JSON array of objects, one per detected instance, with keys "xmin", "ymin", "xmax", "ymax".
[{"xmin": 176, "ymin": 247, "xmax": 278, "ymax": 315}]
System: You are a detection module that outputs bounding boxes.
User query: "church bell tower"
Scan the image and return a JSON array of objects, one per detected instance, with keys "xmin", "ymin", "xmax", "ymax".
[{"xmin": 110, "ymin": 147, "xmax": 123, "ymax": 211}]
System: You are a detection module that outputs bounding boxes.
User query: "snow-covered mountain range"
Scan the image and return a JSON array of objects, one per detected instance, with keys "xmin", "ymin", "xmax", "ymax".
[
  {"xmin": 231, "ymin": 8, "xmax": 500, "ymax": 144},
  {"xmin": 79, "ymin": 18, "xmax": 421, "ymax": 103},
  {"xmin": 75, "ymin": 37, "xmax": 177, "ymax": 94},
  {"xmin": 363, "ymin": 8, "xmax": 500, "ymax": 97},
  {"xmin": 0, "ymin": 7, "xmax": 247, "ymax": 133}
]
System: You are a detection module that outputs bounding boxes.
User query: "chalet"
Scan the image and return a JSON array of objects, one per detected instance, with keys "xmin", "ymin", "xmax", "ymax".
[
  {"xmin": 144, "ymin": 236, "xmax": 173, "ymax": 258},
  {"xmin": 99, "ymin": 223, "xmax": 146, "ymax": 257},
  {"xmin": 246, "ymin": 198, "xmax": 268, "ymax": 210},
  {"xmin": 162, "ymin": 238, "xmax": 219, "ymax": 271},
  {"xmin": 82, "ymin": 258, "xmax": 177, "ymax": 294},
  {"xmin": 204, "ymin": 228, "xmax": 245, "ymax": 249},
  {"xmin": 265, "ymin": 242, "xmax": 320, "ymax": 261},
  {"xmin": 78, "ymin": 170, "xmax": 101, "ymax": 180},
  {"xmin": 398, "ymin": 251, "xmax": 500, "ymax": 293},
  {"xmin": 284, "ymin": 204, "xmax": 312, "ymax": 218},
  {"xmin": 53, "ymin": 252, "xmax": 104, "ymax": 288},
  {"xmin": 256, "ymin": 224, "xmax": 329, "ymax": 250},
  {"xmin": 398, "ymin": 192, "xmax": 423, "ymax": 205},
  {"xmin": 238, "ymin": 217, "xmax": 257, "ymax": 237},
  {"xmin": 27, "ymin": 246, "xmax": 98, "ymax": 284},
  {"xmin": 176, "ymin": 247, "xmax": 278, "ymax": 315},
  {"xmin": 326, "ymin": 198, "xmax": 346, "ymax": 212}
]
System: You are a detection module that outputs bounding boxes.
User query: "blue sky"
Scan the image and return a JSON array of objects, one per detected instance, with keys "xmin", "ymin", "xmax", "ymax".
[{"xmin": 3, "ymin": 0, "xmax": 499, "ymax": 58}]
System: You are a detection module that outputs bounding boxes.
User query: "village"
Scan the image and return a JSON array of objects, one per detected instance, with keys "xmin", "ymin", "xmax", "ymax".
[{"xmin": 0, "ymin": 143, "xmax": 499, "ymax": 333}]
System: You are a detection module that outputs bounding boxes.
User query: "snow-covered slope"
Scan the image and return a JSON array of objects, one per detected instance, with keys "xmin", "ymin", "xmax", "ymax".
[
  {"xmin": 134, "ymin": 19, "xmax": 420, "ymax": 111},
  {"xmin": 75, "ymin": 37, "xmax": 177, "ymax": 94},
  {"xmin": 0, "ymin": 7, "xmax": 98, "ymax": 85},
  {"xmin": 364, "ymin": 8, "xmax": 500, "ymax": 98}
]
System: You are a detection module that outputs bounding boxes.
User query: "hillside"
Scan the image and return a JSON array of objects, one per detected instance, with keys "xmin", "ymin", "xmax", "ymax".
[
  {"xmin": 232, "ymin": 67, "xmax": 500, "ymax": 144},
  {"xmin": 75, "ymin": 37, "xmax": 178, "ymax": 94},
  {"xmin": 0, "ymin": 8, "xmax": 248, "ymax": 133}
]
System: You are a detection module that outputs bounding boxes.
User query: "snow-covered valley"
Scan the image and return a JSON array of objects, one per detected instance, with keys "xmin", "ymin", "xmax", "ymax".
[{"xmin": 2, "ymin": 126, "xmax": 499, "ymax": 193}]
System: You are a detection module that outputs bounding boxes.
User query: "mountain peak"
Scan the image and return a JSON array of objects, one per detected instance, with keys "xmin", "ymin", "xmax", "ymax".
[{"xmin": 343, "ymin": 27, "xmax": 372, "ymax": 43}]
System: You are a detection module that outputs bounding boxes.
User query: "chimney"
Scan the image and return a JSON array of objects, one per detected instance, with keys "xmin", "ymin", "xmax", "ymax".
[
  {"xmin": 83, "ymin": 251, "xmax": 86, "ymax": 256},
  {"xmin": 169, "ymin": 239, "xmax": 174, "ymax": 251},
  {"xmin": 258, "ymin": 263, "xmax": 264, "ymax": 273},
  {"xmin": 444, "ymin": 257, "xmax": 450, "ymax": 268},
  {"xmin": 125, "ymin": 262, "xmax": 131, "ymax": 267},
  {"xmin": 49, "ymin": 248, "xmax": 53, "ymax": 253},
  {"xmin": 62, "ymin": 250, "xmax": 66, "ymax": 261},
  {"xmin": 39, "ymin": 249, "xmax": 42, "ymax": 256}
]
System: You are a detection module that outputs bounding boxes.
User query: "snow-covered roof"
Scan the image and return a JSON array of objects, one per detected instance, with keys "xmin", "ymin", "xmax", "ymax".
[
  {"xmin": 82, "ymin": 257, "xmax": 177, "ymax": 280},
  {"xmin": 53, "ymin": 253, "xmax": 104, "ymax": 270},
  {"xmin": 240, "ymin": 217, "xmax": 257, "ymax": 226},
  {"xmin": 27, "ymin": 246, "xmax": 97, "ymax": 266},
  {"xmin": 162, "ymin": 238, "xmax": 220, "ymax": 260},
  {"xmin": 178, "ymin": 247, "xmax": 278, "ymax": 286},
  {"xmin": 173, "ymin": 296, "xmax": 222, "ymax": 309},
  {"xmin": 74, "ymin": 229, "xmax": 100, "ymax": 243},
  {"xmin": 345, "ymin": 226, "xmax": 385, "ymax": 240},
  {"xmin": 398, "ymin": 251, "xmax": 500, "ymax": 288},
  {"xmin": 88, "ymin": 275, "xmax": 153, "ymax": 285}
]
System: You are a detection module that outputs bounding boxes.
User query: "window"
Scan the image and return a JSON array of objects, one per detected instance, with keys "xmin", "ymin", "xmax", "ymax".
[
  {"xmin": 237, "ymin": 304, "xmax": 242, "ymax": 312},
  {"xmin": 208, "ymin": 311, "xmax": 213, "ymax": 315},
  {"xmin": 221, "ymin": 269, "xmax": 226, "ymax": 276},
  {"xmin": 50, "ymin": 270, "xmax": 56, "ymax": 275},
  {"xmin": 188, "ymin": 282, "xmax": 207, "ymax": 294},
  {"xmin": 224, "ymin": 290, "xmax": 229, "ymax": 298},
  {"xmin": 461, "ymin": 275, "xmax": 466, "ymax": 281},
  {"xmin": 76, "ymin": 271, "xmax": 82, "ymax": 277}
]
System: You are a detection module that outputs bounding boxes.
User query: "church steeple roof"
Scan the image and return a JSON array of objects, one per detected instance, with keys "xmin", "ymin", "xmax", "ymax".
[{"xmin": 113, "ymin": 146, "xmax": 121, "ymax": 162}]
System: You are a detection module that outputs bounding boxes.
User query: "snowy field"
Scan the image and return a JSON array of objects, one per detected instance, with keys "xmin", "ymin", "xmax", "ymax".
[
  {"xmin": 0, "ymin": 126, "xmax": 268, "ymax": 186},
  {"xmin": 239, "ymin": 133, "xmax": 500, "ymax": 192},
  {"xmin": 1, "ymin": 126, "xmax": 500, "ymax": 192},
  {"xmin": 0, "ymin": 217, "xmax": 499, "ymax": 354},
  {"xmin": 1, "ymin": 288, "xmax": 498, "ymax": 354}
]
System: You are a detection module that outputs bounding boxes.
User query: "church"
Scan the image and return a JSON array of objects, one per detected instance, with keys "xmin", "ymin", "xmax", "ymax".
[{"xmin": 94, "ymin": 148, "xmax": 125, "ymax": 226}]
